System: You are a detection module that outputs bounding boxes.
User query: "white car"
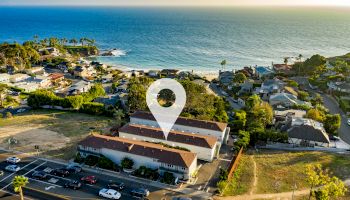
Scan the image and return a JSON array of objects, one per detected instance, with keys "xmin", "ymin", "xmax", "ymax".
[
  {"xmin": 347, "ymin": 118, "xmax": 350, "ymax": 126},
  {"xmin": 99, "ymin": 188, "xmax": 121, "ymax": 199},
  {"xmin": 6, "ymin": 156, "xmax": 21, "ymax": 164},
  {"xmin": 5, "ymin": 165, "xmax": 21, "ymax": 172}
]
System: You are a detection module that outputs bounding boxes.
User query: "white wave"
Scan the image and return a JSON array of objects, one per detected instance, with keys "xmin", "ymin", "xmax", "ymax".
[{"xmin": 110, "ymin": 49, "xmax": 127, "ymax": 57}]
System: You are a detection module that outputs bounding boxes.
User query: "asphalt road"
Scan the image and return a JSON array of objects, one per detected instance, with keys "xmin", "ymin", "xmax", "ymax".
[
  {"xmin": 0, "ymin": 151, "xmax": 202, "ymax": 200},
  {"xmin": 322, "ymin": 94, "xmax": 350, "ymax": 144}
]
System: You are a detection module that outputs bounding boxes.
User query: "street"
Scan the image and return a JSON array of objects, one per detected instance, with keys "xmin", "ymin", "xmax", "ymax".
[
  {"xmin": 0, "ymin": 150, "xmax": 207, "ymax": 200},
  {"xmin": 322, "ymin": 94, "xmax": 350, "ymax": 144}
]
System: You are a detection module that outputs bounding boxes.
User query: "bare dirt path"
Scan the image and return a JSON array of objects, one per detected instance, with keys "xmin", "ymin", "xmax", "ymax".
[{"xmin": 249, "ymin": 155, "xmax": 257, "ymax": 195}]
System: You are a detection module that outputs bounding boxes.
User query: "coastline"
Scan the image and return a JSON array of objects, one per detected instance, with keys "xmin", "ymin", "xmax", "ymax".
[{"xmin": 108, "ymin": 64, "xmax": 220, "ymax": 81}]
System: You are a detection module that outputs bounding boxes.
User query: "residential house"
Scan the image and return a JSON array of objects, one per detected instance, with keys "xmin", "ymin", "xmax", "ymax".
[
  {"xmin": 119, "ymin": 124, "xmax": 218, "ymax": 162},
  {"xmin": 238, "ymin": 79, "xmax": 254, "ymax": 94},
  {"xmin": 78, "ymin": 134, "xmax": 197, "ymax": 181},
  {"xmin": 68, "ymin": 81, "xmax": 91, "ymax": 95},
  {"xmin": 147, "ymin": 70, "xmax": 160, "ymax": 78},
  {"xmin": 25, "ymin": 67, "xmax": 45, "ymax": 75},
  {"xmin": 274, "ymin": 109, "xmax": 306, "ymax": 127},
  {"xmin": 283, "ymin": 117, "xmax": 330, "ymax": 147},
  {"xmin": 236, "ymin": 67, "xmax": 256, "ymax": 78},
  {"xmin": 255, "ymin": 66, "xmax": 274, "ymax": 78},
  {"xmin": 73, "ymin": 66, "xmax": 96, "ymax": 78},
  {"xmin": 28, "ymin": 75, "xmax": 52, "ymax": 88},
  {"xmin": 49, "ymin": 73, "xmax": 65, "ymax": 85},
  {"xmin": 160, "ymin": 69, "xmax": 179, "ymax": 78},
  {"xmin": 130, "ymin": 111, "xmax": 230, "ymax": 144},
  {"xmin": 9, "ymin": 74, "xmax": 30, "ymax": 83},
  {"xmin": 256, "ymin": 78, "xmax": 285, "ymax": 100},
  {"xmin": 12, "ymin": 82, "xmax": 39, "ymax": 92},
  {"xmin": 269, "ymin": 92, "xmax": 310, "ymax": 108},
  {"xmin": 327, "ymin": 81, "xmax": 350, "ymax": 94},
  {"xmin": 218, "ymin": 70, "xmax": 234, "ymax": 87},
  {"xmin": 0, "ymin": 73, "xmax": 10, "ymax": 83},
  {"xmin": 273, "ymin": 63, "xmax": 293, "ymax": 74}
]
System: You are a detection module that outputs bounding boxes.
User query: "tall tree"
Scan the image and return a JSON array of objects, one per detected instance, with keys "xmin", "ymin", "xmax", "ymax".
[
  {"xmin": 232, "ymin": 72, "xmax": 247, "ymax": 84},
  {"xmin": 12, "ymin": 176, "xmax": 29, "ymax": 200},
  {"xmin": 70, "ymin": 39, "xmax": 78, "ymax": 46},
  {"xmin": 220, "ymin": 60, "xmax": 227, "ymax": 71}
]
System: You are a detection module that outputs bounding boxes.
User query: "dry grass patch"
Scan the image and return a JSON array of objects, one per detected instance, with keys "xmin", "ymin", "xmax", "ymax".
[{"xmin": 254, "ymin": 150, "xmax": 350, "ymax": 194}]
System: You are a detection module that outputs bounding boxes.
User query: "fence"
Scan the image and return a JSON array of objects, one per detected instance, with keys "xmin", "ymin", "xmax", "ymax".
[{"xmin": 227, "ymin": 147, "xmax": 243, "ymax": 181}]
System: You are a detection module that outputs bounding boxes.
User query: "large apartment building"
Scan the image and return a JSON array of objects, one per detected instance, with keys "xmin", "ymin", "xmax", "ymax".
[
  {"xmin": 119, "ymin": 124, "xmax": 218, "ymax": 162},
  {"xmin": 78, "ymin": 134, "xmax": 197, "ymax": 180},
  {"xmin": 129, "ymin": 111, "xmax": 230, "ymax": 144}
]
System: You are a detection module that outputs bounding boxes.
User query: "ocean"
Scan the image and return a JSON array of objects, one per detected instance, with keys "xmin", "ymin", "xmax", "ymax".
[{"xmin": 0, "ymin": 6, "xmax": 350, "ymax": 72}]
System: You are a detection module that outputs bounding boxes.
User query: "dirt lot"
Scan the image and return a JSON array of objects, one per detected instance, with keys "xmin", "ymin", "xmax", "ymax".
[{"xmin": 0, "ymin": 109, "xmax": 114, "ymax": 159}]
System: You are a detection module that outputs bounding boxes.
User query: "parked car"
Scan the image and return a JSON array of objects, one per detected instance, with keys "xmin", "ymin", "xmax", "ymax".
[
  {"xmin": 81, "ymin": 175, "xmax": 97, "ymax": 184},
  {"xmin": 6, "ymin": 156, "xmax": 21, "ymax": 164},
  {"xmin": 330, "ymin": 135, "xmax": 340, "ymax": 141},
  {"xmin": 51, "ymin": 168, "xmax": 70, "ymax": 177},
  {"xmin": 5, "ymin": 165, "xmax": 20, "ymax": 172},
  {"xmin": 66, "ymin": 165, "xmax": 82, "ymax": 174},
  {"xmin": 347, "ymin": 118, "xmax": 350, "ymax": 126},
  {"xmin": 32, "ymin": 171, "xmax": 48, "ymax": 180},
  {"xmin": 107, "ymin": 182, "xmax": 125, "ymax": 191},
  {"xmin": 0, "ymin": 170, "xmax": 4, "ymax": 176},
  {"xmin": 99, "ymin": 188, "xmax": 121, "ymax": 199},
  {"xmin": 130, "ymin": 188, "xmax": 150, "ymax": 198},
  {"xmin": 64, "ymin": 181, "xmax": 82, "ymax": 190}
]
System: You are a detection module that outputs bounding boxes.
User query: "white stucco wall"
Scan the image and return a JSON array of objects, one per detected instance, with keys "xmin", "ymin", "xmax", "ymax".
[
  {"xmin": 119, "ymin": 131, "xmax": 215, "ymax": 162},
  {"xmin": 78, "ymin": 145, "xmax": 195, "ymax": 180}
]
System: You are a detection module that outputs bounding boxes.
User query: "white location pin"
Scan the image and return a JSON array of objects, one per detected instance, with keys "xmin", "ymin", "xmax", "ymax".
[{"xmin": 146, "ymin": 78, "xmax": 186, "ymax": 140}]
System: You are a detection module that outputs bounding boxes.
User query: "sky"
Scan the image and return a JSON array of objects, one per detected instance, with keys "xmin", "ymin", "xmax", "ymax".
[{"xmin": 1, "ymin": 0, "xmax": 350, "ymax": 6}]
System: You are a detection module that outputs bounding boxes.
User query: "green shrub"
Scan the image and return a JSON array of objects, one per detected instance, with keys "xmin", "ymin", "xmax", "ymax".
[
  {"xmin": 121, "ymin": 157, "xmax": 134, "ymax": 169},
  {"xmin": 161, "ymin": 172, "xmax": 175, "ymax": 185},
  {"xmin": 84, "ymin": 155, "xmax": 99, "ymax": 166},
  {"xmin": 97, "ymin": 156, "xmax": 117, "ymax": 170},
  {"xmin": 133, "ymin": 166, "xmax": 159, "ymax": 180}
]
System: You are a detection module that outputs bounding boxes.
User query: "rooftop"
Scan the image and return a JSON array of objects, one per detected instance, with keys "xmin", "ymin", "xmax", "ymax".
[
  {"xmin": 130, "ymin": 111, "xmax": 227, "ymax": 132},
  {"xmin": 119, "ymin": 124, "xmax": 217, "ymax": 149},
  {"xmin": 79, "ymin": 134, "xmax": 197, "ymax": 168}
]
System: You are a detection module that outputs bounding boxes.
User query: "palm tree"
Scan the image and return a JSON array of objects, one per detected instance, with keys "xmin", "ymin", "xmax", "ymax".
[
  {"xmin": 220, "ymin": 60, "xmax": 227, "ymax": 71},
  {"xmin": 70, "ymin": 39, "xmax": 78, "ymax": 46},
  {"xmin": 284, "ymin": 57, "xmax": 290, "ymax": 65},
  {"xmin": 80, "ymin": 38, "xmax": 86, "ymax": 46},
  {"xmin": 61, "ymin": 38, "xmax": 68, "ymax": 46},
  {"xmin": 33, "ymin": 35, "xmax": 39, "ymax": 43},
  {"xmin": 12, "ymin": 176, "xmax": 29, "ymax": 200}
]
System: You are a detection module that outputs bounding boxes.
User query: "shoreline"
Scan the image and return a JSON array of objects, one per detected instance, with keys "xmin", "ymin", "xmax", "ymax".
[{"xmin": 108, "ymin": 64, "xmax": 220, "ymax": 81}]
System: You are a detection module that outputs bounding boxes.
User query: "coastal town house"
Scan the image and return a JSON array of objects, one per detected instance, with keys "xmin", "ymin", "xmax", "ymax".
[
  {"xmin": 283, "ymin": 117, "xmax": 330, "ymax": 147},
  {"xmin": 256, "ymin": 78, "xmax": 285, "ymax": 100},
  {"xmin": 78, "ymin": 134, "xmax": 197, "ymax": 181},
  {"xmin": 269, "ymin": 92, "xmax": 310, "ymax": 108},
  {"xmin": 119, "ymin": 124, "xmax": 218, "ymax": 162},
  {"xmin": 130, "ymin": 111, "xmax": 230, "ymax": 144}
]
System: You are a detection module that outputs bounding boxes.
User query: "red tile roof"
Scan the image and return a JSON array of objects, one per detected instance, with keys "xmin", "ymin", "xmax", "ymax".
[
  {"xmin": 130, "ymin": 111, "xmax": 227, "ymax": 132},
  {"xmin": 78, "ymin": 134, "xmax": 197, "ymax": 168},
  {"xmin": 49, "ymin": 73, "xmax": 64, "ymax": 80},
  {"xmin": 119, "ymin": 124, "xmax": 217, "ymax": 149}
]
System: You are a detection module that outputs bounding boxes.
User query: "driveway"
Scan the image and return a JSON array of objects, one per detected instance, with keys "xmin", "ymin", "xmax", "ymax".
[{"xmin": 322, "ymin": 94, "xmax": 350, "ymax": 144}]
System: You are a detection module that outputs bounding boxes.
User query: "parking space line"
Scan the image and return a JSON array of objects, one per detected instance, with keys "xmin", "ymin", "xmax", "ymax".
[
  {"xmin": 1, "ymin": 159, "xmax": 44, "ymax": 190},
  {"xmin": 0, "ymin": 159, "xmax": 39, "ymax": 185}
]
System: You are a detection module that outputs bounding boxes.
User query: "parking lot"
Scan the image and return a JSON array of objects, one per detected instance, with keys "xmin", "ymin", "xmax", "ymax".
[{"xmin": 0, "ymin": 150, "xmax": 203, "ymax": 200}]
